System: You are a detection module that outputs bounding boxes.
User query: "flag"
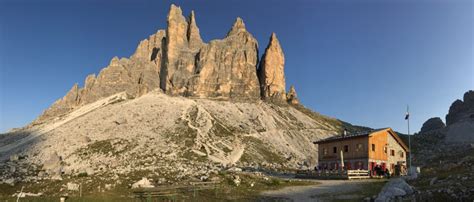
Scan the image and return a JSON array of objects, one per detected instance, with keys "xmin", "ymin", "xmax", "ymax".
[{"xmin": 405, "ymin": 112, "xmax": 409, "ymax": 120}]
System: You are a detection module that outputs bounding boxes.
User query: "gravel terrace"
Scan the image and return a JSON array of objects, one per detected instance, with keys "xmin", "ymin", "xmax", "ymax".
[{"xmin": 260, "ymin": 179, "xmax": 386, "ymax": 201}]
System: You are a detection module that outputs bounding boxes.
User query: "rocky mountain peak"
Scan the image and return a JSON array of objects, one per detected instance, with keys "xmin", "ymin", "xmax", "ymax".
[
  {"xmin": 227, "ymin": 17, "xmax": 247, "ymax": 36},
  {"xmin": 258, "ymin": 32, "xmax": 286, "ymax": 102},
  {"xmin": 446, "ymin": 90, "xmax": 474, "ymax": 126},
  {"xmin": 270, "ymin": 32, "xmax": 279, "ymax": 45},
  {"xmin": 109, "ymin": 56, "xmax": 120, "ymax": 66},
  {"xmin": 187, "ymin": 10, "xmax": 203, "ymax": 49},
  {"xmin": 419, "ymin": 117, "xmax": 445, "ymax": 134},
  {"xmin": 167, "ymin": 4, "xmax": 185, "ymax": 21},
  {"xmin": 34, "ymin": 5, "xmax": 291, "ymax": 124}
]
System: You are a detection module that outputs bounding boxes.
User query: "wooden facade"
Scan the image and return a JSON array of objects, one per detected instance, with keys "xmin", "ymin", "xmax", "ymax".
[{"xmin": 314, "ymin": 128, "xmax": 408, "ymax": 174}]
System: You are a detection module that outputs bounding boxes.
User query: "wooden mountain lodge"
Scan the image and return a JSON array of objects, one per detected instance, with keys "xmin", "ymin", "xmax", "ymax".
[{"xmin": 313, "ymin": 128, "xmax": 408, "ymax": 176}]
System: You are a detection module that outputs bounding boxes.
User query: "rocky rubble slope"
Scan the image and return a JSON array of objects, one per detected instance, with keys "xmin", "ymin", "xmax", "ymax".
[
  {"xmin": 408, "ymin": 131, "xmax": 474, "ymax": 200},
  {"xmin": 0, "ymin": 90, "xmax": 363, "ymax": 190}
]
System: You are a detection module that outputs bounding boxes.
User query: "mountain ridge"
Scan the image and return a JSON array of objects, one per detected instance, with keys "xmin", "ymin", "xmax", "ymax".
[
  {"xmin": 33, "ymin": 4, "xmax": 293, "ymax": 125},
  {"xmin": 0, "ymin": 4, "xmax": 371, "ymax": 194}
]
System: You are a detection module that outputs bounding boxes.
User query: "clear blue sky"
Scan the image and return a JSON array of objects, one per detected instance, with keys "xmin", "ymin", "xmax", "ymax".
[{"xmin": 0, "ymin": 0, "xmax": 472, "ymax": 133}]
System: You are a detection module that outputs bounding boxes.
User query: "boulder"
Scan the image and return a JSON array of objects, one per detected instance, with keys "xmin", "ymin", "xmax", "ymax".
[
  {"xmin": 430, "ymin": 177, "xmax": 438, "ymax": 186},
  {"xmin": 67, "ymin": 182, "xmax": 80, "ymax": 191},
  {"xmin": 3, "ymin": 178, "xmax": 15, "ymax": 186},
  {"xmin": 43, "ymin": 152, "xmax": 62, "ymax": 175},
  {"xmin": 9, "ymin": 154, "xmax": 19, "ymax": 162},
  {"xmin": 232, "ymin": 175, "xmax": 241, "ymax": 186},
  {"xmin": 131, "ymin": 177, "xmax": 154, "ymax": 189},
  {"xmin": 375, "ymin": 178, "xmax": 414, "ymax": 201}
]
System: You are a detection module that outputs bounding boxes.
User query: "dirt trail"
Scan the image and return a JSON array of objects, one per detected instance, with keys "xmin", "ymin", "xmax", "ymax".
[{"xmin": 261, "ymin": 179, "xmax": 383, "ymax": 201}]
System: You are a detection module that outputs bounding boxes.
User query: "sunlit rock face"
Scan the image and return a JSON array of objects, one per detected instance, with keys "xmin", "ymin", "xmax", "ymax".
[
  {"xmin": 258, "ymin": 33, "xmax": 286, "ymax": 102},
  {"xmin": 186, "ymin": 17, "xmax": 260, "ymax": 100},
  {"xmin": 35, "ymin": 4, "xmax": 292, "ymax": 123}
]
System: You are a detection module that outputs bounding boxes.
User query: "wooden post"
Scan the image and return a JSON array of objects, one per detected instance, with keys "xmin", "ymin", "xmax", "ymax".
[
  {"xmin": 16, "ymin": 186, "xmax": 24, "ymax": 202},
  {"xmin": 340, "ymin": 150, "xmax": 344, "ymax": 171}
]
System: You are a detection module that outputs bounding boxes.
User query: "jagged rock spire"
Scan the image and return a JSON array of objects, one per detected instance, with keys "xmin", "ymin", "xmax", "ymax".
[
  {"xmin": 162, "ymin": 4, "xmax": 190, "ymax": 92},
  {"xmin": 227, "ymin": 17, "xmax": 246, "ymax": 36},
  {"xmin": 166, "ymin": 4, "xmax": 188, "ymax": 47},
  {"xmin": 187, "ymin": 10, "xmax": 203, "ymax": 49},
  {"xmin": 287, "ymin": 85, "xmax": 299, "ymax": 105},
  {"xmin": 258, "ymin": 32, "xmax": 286, "ymax": 102}
]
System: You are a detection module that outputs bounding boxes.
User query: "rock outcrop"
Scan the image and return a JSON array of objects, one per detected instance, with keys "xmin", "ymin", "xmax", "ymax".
[
  {"xmin": 258, "ymin": 33, "xmax": 286, "ymax": 102},
  {"xmin": 160, "ymin": 5, "xmax": 202, "ymax": 95},
  {"xmin": 419, "ymin": 117, "xmax": 445, "ymax": 134},
  {"xmin": 446, "ymin": 90, "xmax": 474, "ymax": 126},
  {"xmin": 34, "ymin": 4, "xmax": 289, "ymax": 124},
  {"xmin": 186, "ymin": 18, "xmax": 260, "ymax": 100},
  {"xmin": 286, "ymin": 85, "xmax": 299, "ymax": 105},
  {"xmin": 444, "ymin": 90, "xmax": 474, "ymax": 142}
]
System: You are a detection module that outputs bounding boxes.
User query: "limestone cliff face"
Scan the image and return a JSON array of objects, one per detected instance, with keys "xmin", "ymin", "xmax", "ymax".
[
  {"xmin": 187, "ymin": 18, "xmax": 260, "ymax": 99},
  {"xmin": 35, "ymin": 4, "xmax": 292, "ymax": 124},
  {"xmin": 258, "ymin": 33, "xmax": 286, "ymax": 102},
  {"xmin": 161, "ymin": 5, "xmax": 203, "ymax": 95},
  {"xmin": 36, "ymin": 30, "xmax": 166, "ymax": 123},
  {"xmin": 161, "ymin": 8, "xmax": 259, "ymax": 100}
]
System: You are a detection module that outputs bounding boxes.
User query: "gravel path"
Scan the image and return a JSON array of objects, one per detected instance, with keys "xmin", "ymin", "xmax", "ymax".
[{"xmin": 261, "ymin": 179, "xmax": 383, "ymax": 201}]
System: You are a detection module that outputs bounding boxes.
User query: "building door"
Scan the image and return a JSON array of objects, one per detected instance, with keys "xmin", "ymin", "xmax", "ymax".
[{"xmin": 370, "ymin": 162, "xmax": 376, "ymax": 175}]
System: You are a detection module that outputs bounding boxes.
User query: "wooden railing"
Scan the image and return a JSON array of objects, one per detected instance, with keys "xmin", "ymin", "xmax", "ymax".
[
  {"xmin": 346, "ymin": 170, "xmax": 370, "ymax": 179},
  {"xmin": 295, "ymin": 169, "xmax": 370, "ymax": 180},
  {"xmin": 132, "ymin": 181, "xmax": 221, "ymax": 199}
]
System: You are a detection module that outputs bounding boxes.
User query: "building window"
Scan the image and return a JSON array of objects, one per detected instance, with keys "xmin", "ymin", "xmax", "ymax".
[
  {"xmin": 371, "ymin": 144, "xmax": 375, "ymax": 152},
  {"xmin": 384, "ymin": 147, "xmax": 387, "ymax": 154},
  {"xmin": 333, "ymin": 147, "xmax": 337, "ymax": 153},
  {"xmin": 400, "ymin": 151, "xmax": 404, "ymax": 158},
  {"xmin": 344, "ymin": 145, "xmax": 349, "ymax": 152},
  {"xmin": 391, "ymin": 150, "xmax": 395, "ymax": 156},
  {"xmin": 323, "ymin": 148, "xmax": 327, "ymax": 155},
  {"xmin": 356, "ymin": 143, "xmax": 363, "ymax": 151}
]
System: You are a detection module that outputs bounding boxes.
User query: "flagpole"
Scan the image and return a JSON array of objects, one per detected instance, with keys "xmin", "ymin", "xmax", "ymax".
[{"xmin": 407, "ymin": 105, "xmax": 411, "ymax": 175}]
